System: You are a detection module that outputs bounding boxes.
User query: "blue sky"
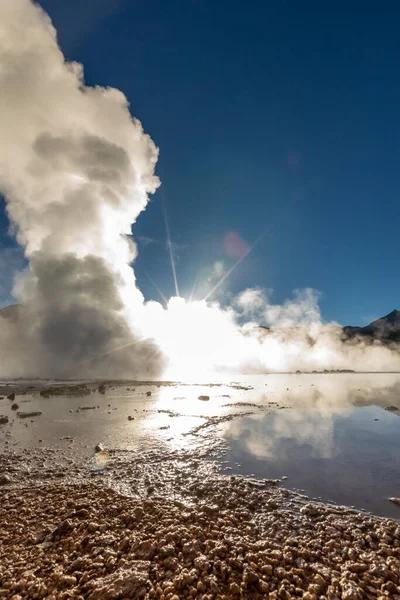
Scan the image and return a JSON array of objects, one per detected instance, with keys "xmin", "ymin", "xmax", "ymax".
[{"xmin": 1, "ymin": 0, "xmax": 399, "ymax": 326}]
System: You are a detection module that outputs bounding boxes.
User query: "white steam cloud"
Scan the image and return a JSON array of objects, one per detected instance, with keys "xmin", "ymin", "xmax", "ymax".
[
  {"xmin": 0, "ymin": 0, "xmax": 399, "ymax": 380},
  {"xmin": 143, "ymin": 290, "xmax": 400, "ymax": 379},
  {"xmin": 0, "ymin": 0, "xmax": 164, "ymax": 377}
]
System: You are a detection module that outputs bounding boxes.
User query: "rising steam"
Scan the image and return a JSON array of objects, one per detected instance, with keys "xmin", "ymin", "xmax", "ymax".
[
  {"xmin": 0, "ymin": 0, "xmax": 164, "ymax": 377},
  {"xmin": 0, "ymin": 0, "xmax": 399, "ymax": 379},
  {"xmin": 141, "ymin": 290, "xmax": 400, "ymax": 379}
]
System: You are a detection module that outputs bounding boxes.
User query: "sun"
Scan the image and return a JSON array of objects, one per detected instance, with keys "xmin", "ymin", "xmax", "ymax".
[{"xmin": 145, "ymin": 296, "xmax": 249, "ymax": 381}]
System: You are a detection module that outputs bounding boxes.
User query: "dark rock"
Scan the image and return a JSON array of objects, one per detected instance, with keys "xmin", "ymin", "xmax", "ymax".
[
  {"xmin": 385, "ymin": 405, "xmax": 399, "ymax": 412},
  {"xmin": 40, "ymin": 384, "xmax": 91, "ymax": 397},
  {"xmin": 146, "ymin": 391, "xmax": 152, "ymax": 396},
  {"xmin": 198, "ymin": 395, "xmax": 210, "ymax": 401},
  {"xmin": 72, "ymin": 508, "xmax": 90, "ymax": 519},
  {"xmin": 11, "ymin": 403, "xmax": 19, "ymax": 410},
  {"xmin": 47, "ymin": 519, "xmax": 75, "ymax": 542},
  {"xmin": 7, "ymin": 392, "xmax": 15, "ymax": 401},
  {"xmin": 0, "ymin": 415, "xmax": 9, "ymax": 424},
  {"xmin": 17, "ymin": 411, "xmax": 42, "ymax": 418},
  {"xmin": 244, "ymin": 568, "xmax": 259, "ymax": 585},
  {"xmin": 135, "ymin": 540, "xmax": 156, "ymax": 560}
]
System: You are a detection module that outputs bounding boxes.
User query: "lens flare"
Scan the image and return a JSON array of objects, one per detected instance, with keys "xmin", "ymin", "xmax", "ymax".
[{"xmin": 90, "ymin": 450, "xmax": 110, "ymax": 472}]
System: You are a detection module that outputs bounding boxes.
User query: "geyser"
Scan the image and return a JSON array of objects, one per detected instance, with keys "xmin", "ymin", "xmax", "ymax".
[{"xmin": 0, "ymin": 0, "xmax": 164, "ymax": 378}]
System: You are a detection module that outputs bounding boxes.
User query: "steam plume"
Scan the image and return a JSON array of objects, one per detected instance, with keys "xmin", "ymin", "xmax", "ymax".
[
  {"xmin": 0, "ymin": 0, "xmax": 164, "ymax": 377},
  {"xmin": 140, "ymin": 289, "xmax": 400, "ymax": 378}
]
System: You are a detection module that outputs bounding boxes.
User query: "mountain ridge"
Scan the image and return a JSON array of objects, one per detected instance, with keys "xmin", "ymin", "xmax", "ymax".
[{"xmin": 343, "ymin": 309, "xmax": 400, "ymax": 343}]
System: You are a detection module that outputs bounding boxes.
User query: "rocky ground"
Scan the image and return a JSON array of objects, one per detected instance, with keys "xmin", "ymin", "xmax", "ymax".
[
  {"xmin": 1, "ymin": 381, "xmax": 400, "ymax": 599},
  {"xmin": 1, "ymin": 446, "xmax": 400, "ymax": 600}
]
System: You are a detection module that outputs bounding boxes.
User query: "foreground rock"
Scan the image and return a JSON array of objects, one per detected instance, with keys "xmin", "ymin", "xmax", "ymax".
[
  {"xmin": 40, "ymin": 384, "xmax": 91, "ymax": 397},
  {"xmin": 88, "ymin": 560, "xmax": 149, "ymax": 599},
  {"xmin": 16, "ymin": 411, "xmax": 42, "ymax": 419},
  {"xmin": 0, "ymin": 450, "xmax": 400, "ymax": 600}
]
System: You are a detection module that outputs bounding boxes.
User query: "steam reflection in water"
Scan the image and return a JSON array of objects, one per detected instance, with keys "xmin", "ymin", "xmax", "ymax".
[{"xmin": 221, "ymin": 374, "xmax": 400, "ymax": 518}]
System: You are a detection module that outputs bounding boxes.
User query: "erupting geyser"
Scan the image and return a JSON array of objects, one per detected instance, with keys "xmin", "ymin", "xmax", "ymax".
[{"xmin": 0, "ymin": 0, "xmax": 165, "ymax": 378}]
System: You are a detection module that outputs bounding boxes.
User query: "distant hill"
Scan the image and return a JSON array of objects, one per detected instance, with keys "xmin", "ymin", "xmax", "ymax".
[
  {"xmin": 343, "ymin": 310, "xmax": 400, "ymax": 343},
  {"xmin": 248, "ymin": 310, "xmax": 400, "ymax": 346},
  {"xmin": 0, "ymin": 304, "xmax": 20, "ymax": 323}
]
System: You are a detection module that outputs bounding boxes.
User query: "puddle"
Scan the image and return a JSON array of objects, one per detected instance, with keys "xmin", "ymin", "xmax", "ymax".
[{"xmin": 220, "ymin": 373, "xmax": 400, "ymax": 518}]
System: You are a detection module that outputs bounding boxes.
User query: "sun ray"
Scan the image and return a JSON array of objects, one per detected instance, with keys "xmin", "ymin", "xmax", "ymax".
[
  {"xmin": 87, "ymin": 339, "xmax": 140, "ymax": 363},
  {"xmin": 144, "ymin": 270, "xmax": 168, "ymax": 305},
  {"xmin": 161, "ymin": 193, "xmax": 180, "ymax": 297},
  {"xmin": 188, "ymin": 272, "xmax": 198, "ymax": 303}
]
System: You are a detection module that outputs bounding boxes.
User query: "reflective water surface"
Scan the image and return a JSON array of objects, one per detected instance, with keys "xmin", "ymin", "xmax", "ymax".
[
  {"xmin": 1, "ymin": 373, "xmax": 400, "ymax": 517},
  {"xmin": 221, "ymin": 373, "xmax": 400, "ymax": 518}
]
